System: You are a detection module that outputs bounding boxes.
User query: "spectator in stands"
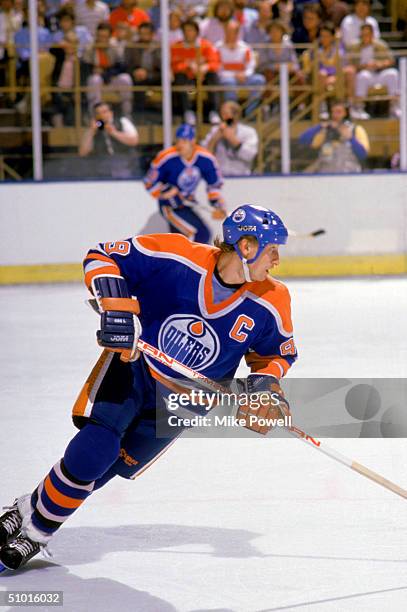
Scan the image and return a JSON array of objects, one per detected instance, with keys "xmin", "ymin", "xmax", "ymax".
[
  {"xmin": 217, "ymin": 20, "xmax": 265, "ymax": 115},
  {"xmin": 171, "ymin": 0, "xmax": 210, "ymax": 20},
  {"xmin": 258, "ymin": 19, "xmax": 300, "ymax": 81},
  {"xmin": 243, "ymin": 0, "xmax": 272, "ymax": 45},
  {"xmin": 201, "ymin": 99, "xmax": 258, "ymax": 175},
  {"xmin": 79, "ymin": 101, "xmax": 139, "ymax": 177},
  {"xmin": 75, "ymin": 0, "xmax": 110, "ymax": 38},
  {"xmin": 167, "ymin": 9, "xmax": 183, "ymax": 43},
  {"xmin": 82, "ymin": 21, "xmax": 133, "ymax": 117},
  {"xmin": 274, "ymin": 0, "xmax": 294, "ymax": 31},
  {"xmin": 233, "ymin": 0, "xmax": 258, "ymax": 29},
  {"xmin": 171, "ymin": 19, "xmax": 221, "ymax": 125},
  {"xmin": 258, "ymin": 19, "xmax": 301, "ymax": 113},
  {"xmin": 110, "ymin": 0, "xmax": 150, "ymax": 37},
  {"xmin": 52, "ymin": 7, "xmax": 93, "ymax": 58},
  {"xmin": 200, "ymin": 0, "xmax": 235, "ymax": 45},
  {"xmin": 292, "ymin": 3, "xmax": 321, "ymax": 47},
  {"xmin": 14, "ymin": 4, "xmax": 53, "ymax": 111},
  {"xmin": 50, "ymin": 29, "xmax": 79, "ymax": 126},
  {"xmin": 302, "ymin": 21, "xmax": 345, "ymax": 116},
  {"xmin": 319, "ymin": 0, "xmax": 349, "ymax": 28},
  {"xmin": 112, "ymin": 21, "xmax": 133, "ymax": 60},
  {"xmin": 340, "ymin": 0, "xmax": 380, "ymax": 49},
  {"xmin": 0, "ymin": 0, "xmax": 23, "ymax": 65},
  {"xmin": 348, "ymin": 23, "xmax": 400, "ymax": 119},
  {"xmin": 298, "ymin": 99, "xmax": 369, "ymax": 172},
  {"xmin": 124, "ymin": 21, "xmax": 161, "ymax": 117}
]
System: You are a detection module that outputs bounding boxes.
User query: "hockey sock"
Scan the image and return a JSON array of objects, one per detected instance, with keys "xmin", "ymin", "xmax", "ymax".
[{"xmin": 30, "ymin": 424, "xmax": 120, "ymax": 535}]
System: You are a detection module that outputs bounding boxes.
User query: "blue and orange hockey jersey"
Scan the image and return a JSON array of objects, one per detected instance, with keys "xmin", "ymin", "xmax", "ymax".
[
  {"xmin": 83, "ymin": 234, "xmax": 297, "ymax": 383},
  {"xmin": 143, "ymin": 145, "xmax": 224, "ymax": 206}
]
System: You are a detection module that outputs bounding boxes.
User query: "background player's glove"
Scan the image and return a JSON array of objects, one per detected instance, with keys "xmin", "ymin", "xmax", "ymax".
[
  {"xmin": 91, "ymin": 276, "xmax": 142, "ymax": 362},
  {"xmin": 236, "ymin": 374, "xmax": 290, "ymax": 435},
  {"xmin": 208, "ymin": 197, "xmax": 227, "ymax": 220}
]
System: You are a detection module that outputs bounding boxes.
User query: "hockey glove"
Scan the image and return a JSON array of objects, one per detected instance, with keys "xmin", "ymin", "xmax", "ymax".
[
  {"xmin": 92, "ymin": 276, "xmax": 142, "ymax": 362},
  {"xmin": 208, "ymin": 197, "xmax": 227, "ymax": 220},
  {"xmin": 236, "ymin": 374, "xmax": 291, "ymax": 435}
]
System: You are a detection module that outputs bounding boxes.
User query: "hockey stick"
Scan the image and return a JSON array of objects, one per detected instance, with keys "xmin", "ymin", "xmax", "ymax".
[
  {"xmin": 287, "ymin": 228, "xmax": 326, "ymax": 239},
  {"xmin": 136, "ymin": 338, "xmax": 407, "ymax": 500}
]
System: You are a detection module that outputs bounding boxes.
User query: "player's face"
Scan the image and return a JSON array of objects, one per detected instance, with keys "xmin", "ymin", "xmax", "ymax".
[
  {"xmin": 248, "ymin": 244, "xmax": 280, "ymax": 281},
  {"xmin": 176, "ymin": 138, "xmax": 195, "ymax": 158}
]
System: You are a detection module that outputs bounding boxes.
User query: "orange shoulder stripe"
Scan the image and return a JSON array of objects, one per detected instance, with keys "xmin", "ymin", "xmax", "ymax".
[
  {"xmin": 152, "ymin": 146, "xmax": 178, "ymax": 167},
  {"xmin": 248, "ymin": 277, "xmax": 293, "ymax": 335},
  {"xmin": 134, "ymin": 233, "xmax": 216, "ymax": 271}
]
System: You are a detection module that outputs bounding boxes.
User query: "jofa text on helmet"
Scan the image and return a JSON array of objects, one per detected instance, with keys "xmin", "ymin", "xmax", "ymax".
[{"xmin": 238, "ymin": 225, "xmax": 257, "ymax": 231}]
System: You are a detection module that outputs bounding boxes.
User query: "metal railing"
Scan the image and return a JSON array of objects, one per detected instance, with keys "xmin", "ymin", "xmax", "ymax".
[{"xmin": 1, "ymin": 41, "xmax": 406, "ymax": 178}]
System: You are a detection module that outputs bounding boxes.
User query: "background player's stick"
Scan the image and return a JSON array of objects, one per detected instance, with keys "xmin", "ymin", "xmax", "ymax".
[
  {"xmin": 287, "ymin": 228, "xmax": 326, "ymax": 238},
  {"xmin": 136, "ymin": 339, "xmax": 407, "ymax": 500}
]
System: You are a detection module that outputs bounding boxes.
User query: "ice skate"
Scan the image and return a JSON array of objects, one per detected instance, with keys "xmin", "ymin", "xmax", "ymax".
[
  {"xmin": 0, "ymin": 532, "xmax": 42, "ymax": 571},
  {"xmin": 0, "ymin": 500, "xmax": 22, "ymax": 547}
]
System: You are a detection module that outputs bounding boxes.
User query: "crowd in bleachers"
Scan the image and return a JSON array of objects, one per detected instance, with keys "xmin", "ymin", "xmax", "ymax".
[{"xmin": 0, "ymin": 0, "xmax": 405, "ymax": 127}]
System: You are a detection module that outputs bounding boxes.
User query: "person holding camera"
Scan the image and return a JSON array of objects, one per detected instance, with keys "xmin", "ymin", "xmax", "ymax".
[
  {"xmin": 298, "ymin": 100, "xmax": 370, "ymax": 173},
  {"xmin": 201, "ymin": 100, "xmax": 258, "ymax": 176},
  {"xmin": 79, "ymin": 102, "xmax": 139, "ymax": 178}
]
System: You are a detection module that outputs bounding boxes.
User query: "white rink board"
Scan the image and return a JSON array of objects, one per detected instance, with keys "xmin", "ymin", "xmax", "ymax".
[{"xmin": 1, "ymin": 173, "xmax": 407, "ymax": 265}]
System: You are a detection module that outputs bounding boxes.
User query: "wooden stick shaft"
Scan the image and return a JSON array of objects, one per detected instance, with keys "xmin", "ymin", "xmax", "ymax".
[{"xmin": 137, "ymin": 339, "xmax": 406, "ymax": 501}]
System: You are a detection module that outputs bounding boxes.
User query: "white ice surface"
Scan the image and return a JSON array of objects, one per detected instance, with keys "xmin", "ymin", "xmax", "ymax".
[{"xmin": 0, "ymin": 279, "xmax": 406, "ymax": 612}]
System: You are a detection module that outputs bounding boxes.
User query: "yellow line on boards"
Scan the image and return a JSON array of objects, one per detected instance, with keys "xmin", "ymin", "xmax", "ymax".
[{"xmin": 0, "ymin": 255, "xmax": 406, "ymax": 285}]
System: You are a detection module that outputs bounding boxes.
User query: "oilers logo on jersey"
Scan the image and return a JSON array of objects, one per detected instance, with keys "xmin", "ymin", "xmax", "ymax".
[
  {"xmin": 177, "ymin": 166, "xmax": 202, "ymax": 195},
  {"xmin": 158, "ymin": 314, "xmax": 220, "ymax": 371}
]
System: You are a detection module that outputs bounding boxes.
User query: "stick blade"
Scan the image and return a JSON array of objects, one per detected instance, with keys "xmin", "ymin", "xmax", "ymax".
[{"xmin": 311, "ymin": 228, "xmax": 326, "ymax": 237}]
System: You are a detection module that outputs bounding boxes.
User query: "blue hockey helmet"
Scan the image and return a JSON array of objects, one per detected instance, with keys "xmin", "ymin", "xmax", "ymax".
[
  {"xmin": 175, "ymin": 123, "xmax": 196, "ymax": 141},
  {"xmin": 223, "ymin": 204, "xmax": 288, "ymax": 264}
]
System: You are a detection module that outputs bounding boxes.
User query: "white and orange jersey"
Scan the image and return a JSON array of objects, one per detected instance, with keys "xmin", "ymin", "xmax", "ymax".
[
  {"xmin": 143, "ymin": 145, "xmax": 223, "ymax": 205},
  {"xmin": 83, "ymin": 234, "xmax": 297, "ymax": 382},
  {"xmin": 216, "ymin": 40, "xmax": 256, "ymax": 79}
]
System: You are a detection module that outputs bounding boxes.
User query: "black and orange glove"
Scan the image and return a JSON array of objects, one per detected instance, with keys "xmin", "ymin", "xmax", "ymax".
[{"xmin": 236, "ymin": 374, "xmax": 290, "ymax": 435}]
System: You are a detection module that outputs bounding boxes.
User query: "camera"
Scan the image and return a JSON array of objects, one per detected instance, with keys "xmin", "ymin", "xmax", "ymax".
[
  {"xmin": 95, "ymin": 119, "xmax": 105, "ymax": 131},
  {"xmin": 325, "ymin": 124, "xmax": 340, "ymax": 141},
  {"xmin": 225, "ymin": 118, "xmax": 234, "ymax": 126}
]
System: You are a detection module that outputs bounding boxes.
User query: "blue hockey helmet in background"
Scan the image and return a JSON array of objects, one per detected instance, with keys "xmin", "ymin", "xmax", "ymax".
[
  {"xmin": 222, "ymin": 204, "xmax": 288, "ymax": 263},
  {"xmin": 175, "ymin": 124, "xmax": 196, "ymax": 141}
]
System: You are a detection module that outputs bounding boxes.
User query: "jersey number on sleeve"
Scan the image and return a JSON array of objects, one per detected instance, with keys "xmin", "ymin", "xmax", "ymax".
[
  {"xmin": 104, "ymin": 241, "xmax": 131, "ymax": 256},
  {"xmin": 280, "ymin": 338, "xmax": 296, "ymax": 356}
]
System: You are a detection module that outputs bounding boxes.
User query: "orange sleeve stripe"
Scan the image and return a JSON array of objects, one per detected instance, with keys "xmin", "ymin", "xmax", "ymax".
[
  {"xmin": 245, "ymin": 353, "xmax": 291, "ymax": 377},
  {"xmin": 84, "ymin": 265, "xmax": 121, "ymax": 288},
  {"xmin": 150, "ymin": 188, "xmax": 162, "ymax": 198},
  {"xmin": 84, "ymin": 252, "xmax": 116, "ymax": 266},
  {"xmin": 44, "ymin": 476, "xmax": 84, "ymax": 509}
]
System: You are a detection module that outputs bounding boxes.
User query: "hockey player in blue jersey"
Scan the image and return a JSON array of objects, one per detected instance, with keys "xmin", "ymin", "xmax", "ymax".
[
  {"xmin": 144, "ymin": 123, "xmax": 226, "ymax": 244},
  {"xmin": 0, "ymin": 205, "xmax": 297, "ymax": 571}
]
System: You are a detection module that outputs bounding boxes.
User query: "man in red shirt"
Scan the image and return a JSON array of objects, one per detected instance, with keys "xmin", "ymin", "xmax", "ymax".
[
  {"xmin": 110, "ymin": 0, "xmax": 150, "ymax": 36},
  {"xmin": 171, "ymin": 19, "xmax": 221, "ymax": 125}
]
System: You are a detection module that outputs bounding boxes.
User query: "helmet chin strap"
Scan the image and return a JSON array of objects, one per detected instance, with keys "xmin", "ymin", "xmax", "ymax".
[
  {"xmin": 241, "ymin": 258, "xmax": 253, "ymax": 282},
  {"xmin": 234, "ymin": 243, "xmax": 263, "ymax": 283}
]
